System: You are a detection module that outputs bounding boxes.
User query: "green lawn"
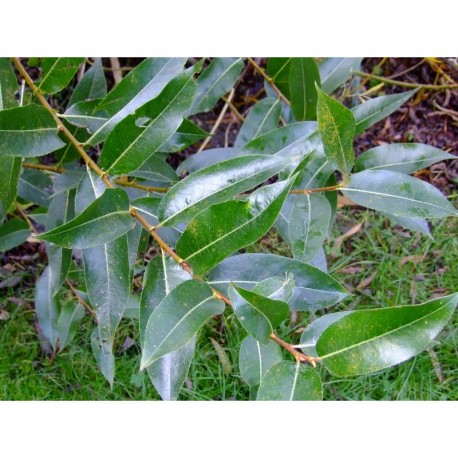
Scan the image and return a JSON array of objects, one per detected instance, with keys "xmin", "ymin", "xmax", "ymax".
[{"xmin": 1, "ymin": 205, "xmax": 457, "ymax": 400}]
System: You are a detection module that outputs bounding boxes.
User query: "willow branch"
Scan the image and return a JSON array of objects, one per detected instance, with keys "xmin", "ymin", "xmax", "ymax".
[
  {"xmin": 289, "ymin": 183, "xmax": 343, "ymax": 194},
  {"xmin": 65, "ymin": 279, "xmax": 98, "ymax": 322},
  {"xmin": 15, "ymin": 201, "xmax": 35, "ymax": 232},
  {"xmin": 13, "ymin": 57, "xmax": 313, "ymax": 365}
]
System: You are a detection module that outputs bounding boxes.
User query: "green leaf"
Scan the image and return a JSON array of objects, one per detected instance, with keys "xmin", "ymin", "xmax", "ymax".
[
  {"xmin": 176, "ymin": 178, "xmax": 294, "ymax": 275},
  {"xmin": 141, "ymin": 280, "xmax": 224, "ymax": 369},
  {"xmin": 208, "ymin": 253, "xmax": 349, "ymax": 311},
  {"xmin": 228, "ymin": 284, "xmax": 289, "ymax": 343},
  {"xmin": 68, "ymin": 58, "xmax": 107, "ymax": 106},
  {"xmin": 254, "ymin": 274, "xmax": 295, "ymax": 303},
  {"xmin": 176, "ymin": 147, "xmax": 240, "ymax": 175},
  {"xmin": 267, "ymin": 58, "xmax": 292, "ymax": 99},
  {"xmin": 91, "ymin": 327, "xmax": 115, "ymax": 387},
  {"xmin": 17, "ymin": 168, "xmax": 53, "ymax": 208},
  {"xmin": 289, "ymin": 58, "xmax": 321, "ymax": 121},
  {"xmin": 188, "ymin": 58, "xmax": 244, "ymax": 115},
  {"xmin": 38, "ymin": 188, "xmax": 136, "ymax": 249},
  {"xmin": 100, "ymin": 68, "xmax": 196, "ymax": 175},
  {"xmin": 234, "ymin": 98, "xmax": 281, "ymax": 147},
  {"xmin": 352, "ymin": 90, "xmax": 417, "ymax": 135},
  {"xmin": 74, "ymin": 170, "xmax": 107, "ymax": 214},
  {"xmin": 0, "ymin": 58, "xmax": 18, "ymax": 109},
  {"xmin": 239, "ymin": 335, "xmax": 282, "ymax": 389},
  {"xmin": 140, "ymin": 254, "xmax": 194, "ymax": 400},
  {"xmin": 159, "ymin": 154, "xmax": 296, "ymax": 226},
  {"xmin": 0, "ymin": 219, "xmax": 29, "ymax": 252},
  {"xmin": 38, "ymin": 58, "xmax": 85, "ymax": 94},
  {"xmin": 341, "ymin": 170, "xmax": 458, "ymax": 218},
  {"xmin": 384, "ymin": 214, "xmax": 432, "ymax": 239},
  {"xmin": 299, "ymin": 311, "xmax": 352, "ymax": 357},
  {"xmin": 35, "ymin": 266, "xmax": 60, "ymax": 351},
  {"xmin": 316, "ymin": 294, "xmax": 458, "ymax": 376},
  {"xmin": 63, "ymin": 99, "xmax": 108, "ymax": 132},
  {"xmin": 316, "ymin": 85, "xmax": 355, "ymax": 175},
  {"xmin": 256, "ymin": 361, "xmax": 323, "ymax": 400},
  {"xmin": 0, "ymin": 104, "xmax": 65, "ymax": 157},
  {"xmin": 159, "ymin": 118, "xmax": 208, "ymax": 153},
  {"xmin": 130, "ymin": 196, "xmax": 184, "ymax": 246},
  {"xmin": 86, "ymin": 58, "xmax": 186, "ymax": 145},
  {"xmin": 57, "ymin": 300, "xmax": 85, "ymax": 352},
  {"xmin": 319, "ymin": 58, "xmax": 362, "ymax": 94},
  {"xmin": 355, "ymin": 143, "xmax": 455, "ymax": 174}
]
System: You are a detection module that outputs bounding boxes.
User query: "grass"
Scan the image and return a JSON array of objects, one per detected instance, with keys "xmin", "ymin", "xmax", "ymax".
[{"xmin": 1, "ymin": 206, "xmax": 457, "ymax": 400}]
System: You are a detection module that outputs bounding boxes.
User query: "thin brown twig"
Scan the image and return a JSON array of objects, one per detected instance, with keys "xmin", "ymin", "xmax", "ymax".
[
  {"xmin": 66, "ymin": 279, "xmax": 98, "ymax": 322},
  {"xmin": 14, "ymin": 201, "xmax": 35, "ymax": 232}
]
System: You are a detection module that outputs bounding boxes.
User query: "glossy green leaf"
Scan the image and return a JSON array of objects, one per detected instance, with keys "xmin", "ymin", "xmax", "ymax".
[
  {"xmin": 62, "ymin": 99, "xmax": 107, "ymax": 132},
  {"xmin": 188, "ymin": 58, "xmax": 244, "ymax": 115},
  {"xmin": 176, "ymin": 178, "xmax": 294, "ymax": 275},
  {"xmin": 38, "ymin": 188, "xmax": 136, "ymax": 249},
  {"xmin": 100, "ymin": 68, "xmax": 196, "ymax": 175},
  {"xmin": 229, "ymin": 284, "xmax": 289, "ymax": 344},
  {"xmin": 74, "ymin": 170, "xmax": 107, "ymax": 214},
  {"xmin": 38, "ymin": 58, "xmax": 85, "ymax": 94},
  {"xmin": 385, "ymin": 213, "xmax": 432, "ymax": 239},
  {"xmin": 68, "ymin": 58, "xmax": 107, "ymax": 106},
  {"xmin": 141, "ymin": 280, "xmax": 224, "ymax": 369},
  {"xmin": 317, "ymin": 294, "xmax": 458, "ymax": 376},
  {"xmin": 57, "ymin": 300, "xmax": 85, "ymax": 351},
  {"xmin": 35, "ymin": 266, "xmax": 60, "ymax": 351},
  {"xmin": 267, "ymin": 58, "xmax": 292, "ymax": 99},
  {"xmin": 0, "ymin": 219, "xmax": 29, "ymax": 251},
  {"xmin": 0, "ymin": 58, "xmax": 18, "ymax": 109},
  {"xmin": 352, "ymin": 90, "xmax": 417, "ymax": 135},
  {"xmin": 289, "ymin": 58, "xmax": 321, "ymax": 121},
  {"xmin": 208, "ymin": 253, "xmax": 349, "ymax": 311},
  {"xmin": 17, "ymin": 169, "xmax": 53, "ymax": 208},
  {"xmin": 0, "ymin": 157, "xmax": 21, "ymax": 222},
  {"xmin": 234, "ymin": 98, "xmax": 281, "ymax": 147},
  {"xmin": 159, "ymin": 154, "xmax": 296, "ymax": 226},
  {"xmin": 341, "ymin": 170, "xmax": 458, "ymax": 218},
  {"xmin": 91, "ymin": 327, "xmax": 115, "ymax": 387},
  {"xmin": 140, "ymin": 254, "xmax": 194, "ymax": 400},
  {"xmin": 239, "ymin": 335, "xmax": 282, "ymax": 389},
  {"xmin": 130, "ymin": 196, "xmax": 184, "ymax": 246},
  {"xmin": 86, "ymin": 58, "xmax": 186, "ymax": 145},
  {"xmin": 0, "ymin": 104, "xmax": 65, "ymax": 157},
  {"xmin": 127, "ymin": 156, "xmax": 178, "ymax": 185},
  {"xmin": 176, "ymin": 147, "xmax": 241, "ymax": 175},
  {"xmin": 316, "ymin": 86, "xmax": 355, "ymax": 175},
  {"xmin": 355, "ymin": 143, "xmax": 455, "ymax": 174},
  {"xmin": 254, "ymin": 274, "xmax": 295, "ymax": 304},
  {"xmin": 319, "ymin": 58, "xmax": 362, "ymax": 94},
  {"xmin": 159, "ymin": 118, "xmax": 208, "ymax": 153},
  {"xmin": 299, "ymin": 311, "xmax": 352, "ymax": 357},
  {"xmin": 256, "ymin": 361, "xmax": 323, "ymax": 400}
]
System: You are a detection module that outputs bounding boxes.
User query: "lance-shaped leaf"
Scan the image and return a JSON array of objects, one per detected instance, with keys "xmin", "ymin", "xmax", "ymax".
[
  {"xmin": 254, "ymin": 274, "xmax": 295, "ymax": 303},
  {"xmin": 234, "ymin": 98, "xmax": 281, "ymax": 147},
  {"xmin": 38, "ymin": 188, "xmax": 135, "ymax": 249},
  {"xmin": 57, "ymin": 300, "xmax": 85, "ymax": 352},
  {"xmin": 317, "ymin": 294, "xmax": 458, "ymax": 377},
  {"xmin": 86, "ymin": 57, "xmax": 186, "ymax": 145},
  {"xmin": 208, "ymin": 253, "xmax": 349, "ymax": 311},
  {"xmin": 352, "ymin": 89, "xmax": 417, "ymax": 135},
  {"xmin": 176, "ymin": 178, "xmax": 294, "ymax": 275},
  {"xmin": 35, "ymin": 266, "xmax": 60, "ymax": 351},
  {"xmin": 159, "ymin": 119, "xmax": 208, "ymax": 153},
  {"xmin": 256, "ymin": 361, "xmax": 323, "ymax": 401},
  {"xmin": 91, "ymin": 327, "xmax": 115, "ymax": 387},
  {"xmin": 141, "ymin": 280, "xmax": 224, "ymax": 370},
  {"xmin": 288, "ymin": 193, "xmax": 331, "ymax": 263},
  {"xmin": 68, "ymin": 58, "xmax": 107, "ymax": 106},
  {"xmin": 299, "ymin": 311, "xmax": 352, "ymax": 357},
  {"xmin": 62, "ymin": 99, "xmax": 107, "ymax": 132},
  {"xmin": 130, "ymin": 196, "xmax": 184, "ymax": 246},
  {"xmin": 267, "ymin": 58, "xmax": 292, "ymax": 99},
  {"xmin": 316, "ymin": 85, "xmax": 355, "ymax": 175},
  {"xmin": 239, "ymin": 335, "xmax": 283, "ymax": 393},
  {"xmin": 140, "ymin": 254, "xmax": 194, "ymax": 400},
  {"xmin": 100, "ymin": 68, "xmax": 196, "ymax": 175},
  {"xmin": 341, "ymin": 170, "xmax": 458, "ymax": 218},
  {"xmin": 319, "ymin": 57, "xmax": 362, "ymax": 94},
  {"xmin": 0, "ymin": 58, "xmax": 18, "ymax": 109},
  {"xmin": 0, "ymin": 104, "xmax": 65, "ymax": 157},
  {"xmin": 129, "ymin": 155, "xmax": 178, "ymax": 185},
  {"xmin": 176, "ymin": 147, "xmax": 241, "ymax": 175},
  {"xmin": 289, "ymin": 58, "xmax": 321, "ymax": 121},
  {"xmin": 159, "ymin": 154, "xmax": 296, "ymax": 226},
  {"xmin": 188, "ymin": 58, "xmax": 244, "ymax": 115},
  {"xmin": 0, "ymin": 219, "xmax": 29, "ymax": 252},
  {"xmin": 355, "ymin": 143, "xmax": 455, "ymax": 174},
  {"xmin": 37, "ymin": 58, "xmax": 85, "ymax": 94},
  {"xmin": 17, "ymin": 168, "xmax": 53, "ymax": 208},
  {"xmin": 228, "ymin": 284, "xmax": 289, "ymax": 344},
  {"xmin": 384, "ymin": 213, "xmax": 432, "ymax": 239}
]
